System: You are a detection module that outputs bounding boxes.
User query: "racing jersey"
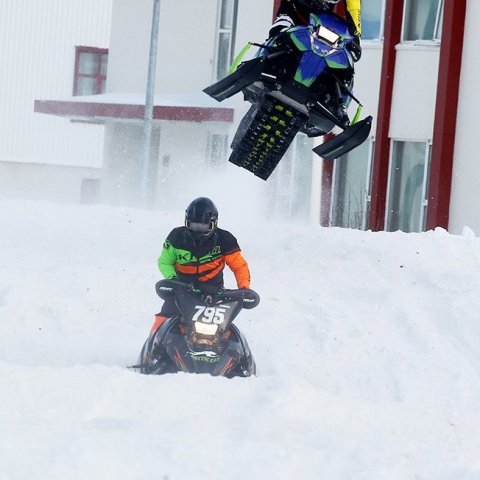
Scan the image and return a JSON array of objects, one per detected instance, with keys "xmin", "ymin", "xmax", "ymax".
[{"xmin": 158, "ymin": 227, "xmax": 250, "ymax": 289}]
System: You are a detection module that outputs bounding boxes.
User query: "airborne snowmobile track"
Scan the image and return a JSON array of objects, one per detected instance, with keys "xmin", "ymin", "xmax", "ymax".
[{"xmin": 229, "ymin": 98, "xmax": 307, "ymax": 180}]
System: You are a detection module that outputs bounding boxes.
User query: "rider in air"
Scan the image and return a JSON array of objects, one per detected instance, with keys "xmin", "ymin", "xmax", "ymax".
[{"xmin": 269, "ymin": 0, "xmax": 362, "ymax": 124}]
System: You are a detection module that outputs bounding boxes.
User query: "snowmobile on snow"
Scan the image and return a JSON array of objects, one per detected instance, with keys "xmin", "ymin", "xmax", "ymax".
[
  {"xmin": 203, "ymin": 11, "xmax": 372, "ymax": 180},
  {"xmin": 133, "ymin": 279, "xmax": 260, "ymax": 378}
]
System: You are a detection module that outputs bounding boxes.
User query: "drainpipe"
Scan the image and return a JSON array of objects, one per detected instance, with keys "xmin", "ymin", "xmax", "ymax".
[{"xmin": 141, "ymin": 0, "xmax": 161, "ymax": 204}]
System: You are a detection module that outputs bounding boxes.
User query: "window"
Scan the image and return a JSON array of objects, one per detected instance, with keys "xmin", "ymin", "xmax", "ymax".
[
  {"xmin": 215, "ymin": 0, "xmax": 238, "ymax": 80},
  {"xmin": 331, "ymin": 139, "xmax": 373, "ymax": 230},
  {"xmin": 403, "ymin": 0, "xmax": 444, "ymax": 41},
  {"xmin": 73, "ymin": 46, "xmax": 108, "ymax": 96},
  {"xmin": 208, "ymin": 134, "xmax": 229, "ymax": 167},
  {"xmin": 385, "ymin": 141, "xmax": 431, "ymax": 232},
  {"xmin": 361, "ymin": 0, "xmax": 386, "ymax": 40}
]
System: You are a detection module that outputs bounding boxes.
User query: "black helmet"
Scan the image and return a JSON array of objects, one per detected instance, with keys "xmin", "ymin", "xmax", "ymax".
[{"xmin": 185, "ymin": 197, "xmax": 218, "ymax": 241}]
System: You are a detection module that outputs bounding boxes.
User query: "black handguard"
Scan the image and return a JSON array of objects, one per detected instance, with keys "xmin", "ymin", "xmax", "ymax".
[
  {"xmin": 155, "ymin": 278, "xmax": 192, "ymax": 299},
  {"xmin": 347, "ymin": 36, "xmax": 362, "ymax": 62},
  {"xmin": 222, "ymin": 288, "xmax": 260, "ymax": 309},
  {"xmin": 241, "ymin": 288, "xmax": 260, "ymax": 309}
]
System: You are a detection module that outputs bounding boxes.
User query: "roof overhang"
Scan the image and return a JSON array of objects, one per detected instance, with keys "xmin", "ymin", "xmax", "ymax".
[{"xmin": 34, "ymin": 92, "xmax": 234, "ymax": 123}]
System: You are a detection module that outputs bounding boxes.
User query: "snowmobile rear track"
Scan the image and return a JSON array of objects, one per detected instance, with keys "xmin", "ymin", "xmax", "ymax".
[{"xmin": 229, "ymin": 98, "xmax": 306, "ymax": 180}]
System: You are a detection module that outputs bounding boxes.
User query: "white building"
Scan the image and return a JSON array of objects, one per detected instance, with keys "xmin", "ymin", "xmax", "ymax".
[
  {"xmin": 0, "ymin": 0, "xmax": 112, "ymax": 203},
  {"xmin": 329, "ymin": 0, "xmax": 479, "ymax": 235},
  {"xmin": 34, "ymin": 0, "xmax": 317, "ymax": 220},
  {"xmin": 5, "ymin": 0, "xmax": 480, "ymax": 234}
]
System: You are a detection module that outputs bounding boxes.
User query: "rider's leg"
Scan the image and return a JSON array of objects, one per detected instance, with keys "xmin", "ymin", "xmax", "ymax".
[{"xmin": 149, "ymin": 298, "xmax": 179, "ymax": 335}]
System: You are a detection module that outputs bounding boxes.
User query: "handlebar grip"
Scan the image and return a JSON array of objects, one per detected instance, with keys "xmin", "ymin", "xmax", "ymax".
[{"xmin": 222, "ymin": 288, "xmax": 260, "ymax": 309}]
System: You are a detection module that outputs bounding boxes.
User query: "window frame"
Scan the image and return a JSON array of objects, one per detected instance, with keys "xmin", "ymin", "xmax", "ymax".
[
  {"xmin": 384, "ymin": 139, "xmax": 432, "ymax": 232},
  {"xmin": 401, "ymin": 0, "xmax": 444, "ymax": 44},
  {"xmin": 213, "ymin": 0, "xmax": 239, "ymax": 81},
  {"xmin": 73, "ymin": 46, "xmax": 108, "ymax": 96},
  {"xmin": 433, "ymin": 0, "xmax": 444, "ymax": 41},
  {"xmin": 330, "ymin": 136, "xmax": 374, "ymax": 230},
  {"xmin": 360, "ymin": 0, "xmax": 387, "ymax": 42}
]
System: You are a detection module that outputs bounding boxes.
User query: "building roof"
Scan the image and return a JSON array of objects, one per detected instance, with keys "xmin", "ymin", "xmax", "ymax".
[{"xmin": 34, "ymin": 92, "xmax": 234, "ymax": 123}]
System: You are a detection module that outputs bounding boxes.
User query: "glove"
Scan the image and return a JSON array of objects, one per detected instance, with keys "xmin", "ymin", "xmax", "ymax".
[{"xmin": 347, "ymin": 35, "xmax": 362, "ymax": 62}]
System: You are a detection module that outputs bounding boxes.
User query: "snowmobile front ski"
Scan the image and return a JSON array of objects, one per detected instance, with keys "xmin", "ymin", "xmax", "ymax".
[
  {"xmin": 313, "ymin": 115, "xmax": 372, "ymax": 160},
  {"xmin": 203, "ymin": 57, "xmax": 265, "ymax": 102}
]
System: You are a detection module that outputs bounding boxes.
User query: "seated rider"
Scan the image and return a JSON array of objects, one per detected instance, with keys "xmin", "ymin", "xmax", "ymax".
[
  {"xmin": 149, "ymin": 197, "xmax": 251, "ymax": 335},
  {"xmin": 269, "ymin": 0, "xmax": 362, "ymax": 125}
]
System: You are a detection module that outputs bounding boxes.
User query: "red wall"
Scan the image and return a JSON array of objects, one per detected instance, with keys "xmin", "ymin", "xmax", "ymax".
[
  {"xmin": 368, "ymin": 0, "xmax": 404, "ymax": 231},
  {"xmin": 426, "ymin": 0, "xmax": 467, "ymax": 230}
]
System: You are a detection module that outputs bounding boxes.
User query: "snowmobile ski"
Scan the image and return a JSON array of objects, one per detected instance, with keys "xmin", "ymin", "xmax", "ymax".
[
  {"xmin": 203, "ymin": 57, "xmax": 265, "ymax": 102},
  {"xmin": 313, "ymin": 116, "xmax": 372, "ymax": 160}
]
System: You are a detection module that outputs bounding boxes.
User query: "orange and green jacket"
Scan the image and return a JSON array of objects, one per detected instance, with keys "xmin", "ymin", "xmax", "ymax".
[{"xmin": 158, "ymin": 227, "xmax": 250, "ymax": 289}]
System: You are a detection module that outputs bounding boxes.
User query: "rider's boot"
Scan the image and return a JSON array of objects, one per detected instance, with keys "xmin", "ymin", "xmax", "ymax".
[{"xmin": 150, "ymin": 314, "xmax": 167, "ymax": 335}]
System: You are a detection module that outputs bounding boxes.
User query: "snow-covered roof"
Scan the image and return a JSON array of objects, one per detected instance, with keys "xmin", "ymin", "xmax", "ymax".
[{"xmin": 34, "ymin": 92, "xmax": 234, "ymax": 123}]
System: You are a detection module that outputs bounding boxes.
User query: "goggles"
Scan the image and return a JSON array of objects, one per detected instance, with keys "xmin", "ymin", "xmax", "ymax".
[{"xmin": 187, "ymin": 221, "xmax": 212, "ymax": 234}]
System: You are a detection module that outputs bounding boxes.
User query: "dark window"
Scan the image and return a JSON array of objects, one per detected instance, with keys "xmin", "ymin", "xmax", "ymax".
[
  {"xmin": 73, "ymin": 46, "xmax": 108, "ymax": 96},
  {"xmin": 403, "ymin": 0, "xmax": 444, "ymax": 41}
]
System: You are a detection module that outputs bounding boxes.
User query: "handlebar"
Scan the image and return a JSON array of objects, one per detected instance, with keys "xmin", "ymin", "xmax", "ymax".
[{"xmin": 155, "ymin": 279, "xmax": 260, "ymax": 309}]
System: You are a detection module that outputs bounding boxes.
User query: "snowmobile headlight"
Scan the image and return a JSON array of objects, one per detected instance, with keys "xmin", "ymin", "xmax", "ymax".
[
  {"xmin": 194, "ymin": 322, "xmax": 219, "ymax": 336},
  {"xmin": 316, "ymin": 26, "xmax": 340, "ymax": 46}
]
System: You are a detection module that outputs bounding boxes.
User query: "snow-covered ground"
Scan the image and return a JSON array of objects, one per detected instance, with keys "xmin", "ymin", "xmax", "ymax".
[{"xmin": 1, "ymin": 199, "xmax": 480, "ymax": 479}]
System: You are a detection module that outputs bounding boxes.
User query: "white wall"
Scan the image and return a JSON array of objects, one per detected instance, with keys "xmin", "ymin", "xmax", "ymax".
[
  {"xmin": 107, "ymin": 0, "xmax": 218, "ymax": 94},
  {"xmin": 103, "ymin": 0, "xmax": 276, "ymax": 210},
  {"xmin": 159, "ymin": 0, "xmax": 218, "ymax": 92},
  {"xmin": 448, "ymin": 0, "xmax": 480, "ymax": 235},
  {"xmin": 351, "ymin": 41, "xmax": 383, "ymax": 131},
  {"xmin": 389, "ymin": 44, "xmax": 440, "ymax": 140},
  {"xmin": 236, "ymin": 0, "xmax": 273, "ymax": 48},
  {"xmin": 0, "ymin": 161, "xmax": 100, "ymax": 203},
  {"xmin": 0, "ymin": 0, "xmax": 112, "ymax": 169}
]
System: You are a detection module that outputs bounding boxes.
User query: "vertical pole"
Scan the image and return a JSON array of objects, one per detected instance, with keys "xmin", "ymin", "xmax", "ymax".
[
  {"xmin": 141, "ymin": 0, "xmax": 161, "ymax": 203},
  {"xmin": 319, "ymin": 132, "xmax": 335, "ymax": 226}
]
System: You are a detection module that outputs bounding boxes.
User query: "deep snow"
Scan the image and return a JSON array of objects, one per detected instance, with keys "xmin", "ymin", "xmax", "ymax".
[{"xmin": 1, "ymin": 199, "xmax": 480, "ymax": 479}]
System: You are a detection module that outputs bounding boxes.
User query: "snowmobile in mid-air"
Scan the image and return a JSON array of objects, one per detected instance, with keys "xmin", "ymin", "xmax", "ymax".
[
  {"xmin": 203, "ymin": 11, "xmax": 372, "ymax": 180},
  {"xmin": 133, "ymin": 279, "xmax": 260, "ymax": 378}
]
